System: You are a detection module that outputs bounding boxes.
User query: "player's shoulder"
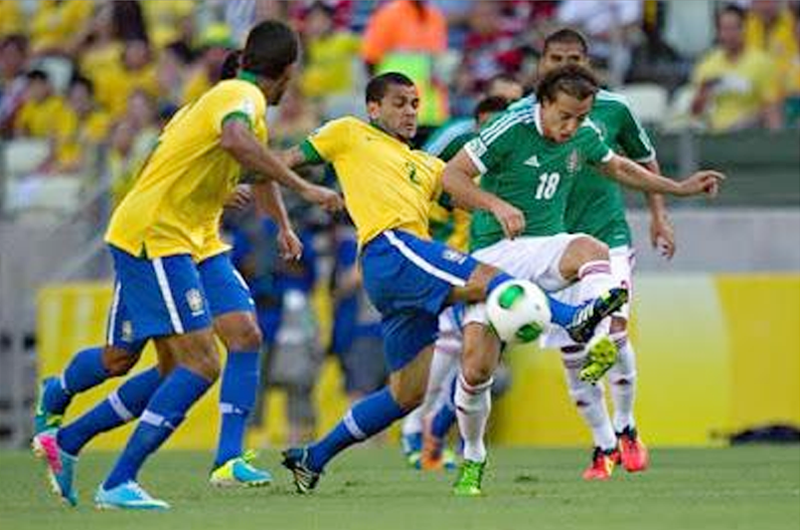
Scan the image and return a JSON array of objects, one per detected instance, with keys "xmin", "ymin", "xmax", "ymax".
[
  {"xmin": 479, "ymin": 103, "xmax": 536, "ymax": 145},
  {"xmin": 594, "ymin": 89, "xmax": 636, "ymax": 115},
  {"xmin": 204, "ymin": 79, "xmax": 266, "ymax": 113}
]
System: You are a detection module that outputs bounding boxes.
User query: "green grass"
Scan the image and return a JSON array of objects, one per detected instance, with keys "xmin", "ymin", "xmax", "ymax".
[{"xmin": 2, "ymin": 446, "xmax": 798, "ymax": 530}]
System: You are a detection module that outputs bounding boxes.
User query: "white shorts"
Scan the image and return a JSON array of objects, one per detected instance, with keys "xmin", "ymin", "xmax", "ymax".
[
  {"xmin": 463, "ymin": 234, "xmax": 585, "ymax": 326},
  {"xmin": 435, "ymin": 305, "xmax": 463, "ymax": 357},
  {"xmin": 540, "ymin": 245, "xmax": 635, "ymax": 349}
]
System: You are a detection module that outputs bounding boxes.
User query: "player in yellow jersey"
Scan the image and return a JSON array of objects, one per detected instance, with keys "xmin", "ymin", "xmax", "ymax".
[
  {"xmin": 279, "ymin": 72, "xmax": 628, "ymax": 494},
  {"xmin": 32, "ymin": 21, "xmax": 341, "ymax": 511}
]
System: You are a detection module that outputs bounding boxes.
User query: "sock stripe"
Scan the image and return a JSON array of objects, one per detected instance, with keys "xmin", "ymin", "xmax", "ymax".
[
  {"xmin": 219, "ymin": 402, "xmax": 246, "ymax": 415},
  {"xmin": 59, "ymin": 374, "xmax": 71, "ymax": 396},
  {"xmin": 108, "ymin": 390, "xmax": 134, "ymax": 422},
  {"xmin": 578, "ymin": 261, "xmax": 611, "ymax": 279},
  {"xmin": 458, "ymin": 376, "xmax": 493, "ymax": 395},
  {"xmin": 141, "ymin": 410, "xmax": 174, "ymax": 430},
  {"xmin": 343, "ymin": 410, "xmax": 367, "ymax": 440}
]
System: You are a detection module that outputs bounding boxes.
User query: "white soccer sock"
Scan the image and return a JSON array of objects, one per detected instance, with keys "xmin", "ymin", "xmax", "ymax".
[
  {"xmin": 455, "ymin": 374, "xmax": 493, "ymax": 463},
  {"xmin": 400, "ymin": 347, "xmax": 458, "ymax": 436},
  {"xmin": 608, "ymin": 333, "xmax": 637, "ymax": 433},
  {"xmin": 577, "ymin": 260, "xmax": 615, "ymax": 336},
  {"xmin": 563, "ymin": 350, "xmax": 617, "ymax": 451},
  {"xmin": 401, "ymin": 405, "xmax": 424, "ymax": 438}
]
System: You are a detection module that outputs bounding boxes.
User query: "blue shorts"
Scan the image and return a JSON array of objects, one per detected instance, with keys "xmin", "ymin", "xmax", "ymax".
[
  {"xmin": 360, "ymin": 230, "xmax": 479, "ymax": 372},
  {"xmin": 107, "ymin": 248, "xmax": 254, "ymax": 352}
]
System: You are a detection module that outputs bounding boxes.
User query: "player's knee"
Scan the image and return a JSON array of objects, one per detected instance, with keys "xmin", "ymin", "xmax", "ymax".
[
  {"xmin": 461, "ymin": 362, "xmax": 493, "ymax": 387},
  {"xmin": 390, "ymin": 381, "xmax": 425, "ymax": 410},
  {"xmin": 610, "ymin": 317, "xmax": 628, "ymax": 335},
  {"xmin": 179, "ymin": 341, "xmax": 221, "ymax": 382},
  {"xmin": 225, "ymin": 321, "xmax": 263, "ymax": 352},
  {"xmin": 102, "ymin": 346, "xmax": 141, "ymax": 376},
  {"xmin": 571, "ymin": 236, "xmax": 609, "ymax": 264}
]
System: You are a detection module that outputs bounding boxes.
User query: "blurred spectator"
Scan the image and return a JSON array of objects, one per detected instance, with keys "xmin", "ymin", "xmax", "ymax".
[
  {"xmin": 53, "ymin": 76, "xmax": 110, "ymax": 174},
  {"xmin": 94, "ymin": 39, "xmax": 159, "ymax": 118},
  {"xmin": 299, "ymin": 2, "xmax": 362, "ymax": 103},
  {"xmin": 0, "ymin": 34, "xmax": 29, "ymax": 137},
  {"xmin": 73, "ymin": 3, "xmax": 124, "ymax": 79},
  {"xmin": 142, "ymin": 0, "xmax": 195, "ymax": 49},
  {"xmin": 270, "ymin": 84, "xmax": 322, "ymax": 147},
  {"xmin": 0, "ymin": 0, "xmax": 23, "ymax": 39},
  {"xmin": 14, "ymin": 69, "xmax": 69, "ymax": 140},
  {"xmin": 461, "ymin": 1, "xmax": 525, "ymax": 93},
  {"xmin": 745, "ymin": 0, "xmax": 799, "ymax": 89},
  {"xmin": 181, "ymin": 24, "xmax": 236, "ymax": 104},
  {"xmin": 362, "ymin": 0, "xmax": 449, "ymax": 127},
  {"xmin": 30, "ymin": 0, "xmax": 94, "ymax": 56},
  {"xmin": 329, "ymin": 220, "xmax": 387, "ymax": 404},
  {"xmin": 225, "ymin": 0, "xmax": 285, "ymax": 46},
  {"xmin": 111, "ymin": 0, "xmax": 149, "ymax": 42},
  {"xmin": 692, "ymin": 4, "xmax": 783, "ymax": 131},
  {"xmin": 557, "ymin": 0, "xmax": 644, "ymax": 85},
  {"xmin": 784, "ymin": 5, "xmax": 800, "ymax": 126}
]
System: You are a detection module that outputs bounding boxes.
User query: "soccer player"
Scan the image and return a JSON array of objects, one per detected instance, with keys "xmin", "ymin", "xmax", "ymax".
[
  {"xmin": 532, "ymin": 28, "xmax": 671, "ymax": 480},
  {"xmin": 33, "ymin": 20, "xmax": 341, "ymax": 510},
  {"xmin": 277, "ymin": 71, "xmax": 626, "ymax": 494},
  {"xmin": 441, "ymin": 64, "xmax": 723, "ymax": 495}
]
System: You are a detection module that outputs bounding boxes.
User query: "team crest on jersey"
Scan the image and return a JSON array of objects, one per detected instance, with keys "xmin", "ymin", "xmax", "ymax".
[
  {"xmin": 567, "ymin": 149, "xmax": 581, "ymax": 174},
  {"xmin": 186, "ymin": 289, "xmax": 205, "ymax": 316},
  {"xmin": 405, "ymin": 161, "xmax": 421, "ymax": 185},
  {"xmin": 121, "ymin": 321, "xmax": 133, "ymax": 343},
  {"xmin": 442, "ymin": 249, "xmax": 467, "ymax": 264}
]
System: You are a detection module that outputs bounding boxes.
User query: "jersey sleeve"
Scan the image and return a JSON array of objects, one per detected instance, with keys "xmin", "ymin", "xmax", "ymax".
[
  {"xmin": 615, "ymin": 101, "xmax": 656, "ymax": 163},
  {"xmin": 301, "ymin": 117, "xmax": 353, "ymax": 164},
  {"xmin": 582, "ymin": 120, "xmax": 615, "ymax": 166},
  {"xmin": 463, "ymin": 117, "xmax": 516, "ymax": 175},
  {"xmin": 210, "ymin": 83, "xmax": 266, "ymax": 134}
]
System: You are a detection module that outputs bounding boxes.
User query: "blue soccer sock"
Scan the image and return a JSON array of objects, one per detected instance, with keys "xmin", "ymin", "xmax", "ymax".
[
  {"xmin": 486, "ymin": 271, "xmax": 514, "ymax": 295},
  {"xmin": 215, "ymin": 350, "xmax": 260, "ymax": 467},
  {"xmin": 430, "ymin": 376, "xmax": 457, "ymax": 440},
  {"xmin": 43, "ymin": 347, "xmax": 110, "ymax": 414},
  {"xmin": 307, "ymin": 387, "xmax": 406, "ymax": 472},
  {"xmin": 103, "ymin": 366, "xmax": 212, "ymax": 490},
  {"xmin": 57, "ymin": 367, "xmax": 162, "ymax": 457}
]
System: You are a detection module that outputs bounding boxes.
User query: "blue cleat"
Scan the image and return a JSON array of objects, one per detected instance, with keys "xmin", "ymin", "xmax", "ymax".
[
  {"xmin": 566, "ymin": 288, "xmax": 629, "ymax": 344},
  {"xmin": 402, "ymin": 431, "xmax": 423, "ymax": 469},
  {"xmin": 33, "ymin": 378, "xmax": 63, "ymax": 436},
  {"xmin": 94, "ymin": 481, "xmax": 170, "ymax": 511},
  {"xmin": 209, "ymin": 450, "xmax": 273, "ymax": 487},
  {"xmin": 31, "ymin": 429, "xmax": 77, "ymax": 507},
  {"xmin": 281, "ymin": 447, "xmax": 320, "ymax": 494}
]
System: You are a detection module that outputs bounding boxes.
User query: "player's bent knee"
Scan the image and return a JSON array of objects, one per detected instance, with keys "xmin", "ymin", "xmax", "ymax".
[
  {"xmin": 102, "ymin": 346, "xmax": 141, "ymax": 376},
  {"xmin": 226, "ymin": 322, "xmax": 263, "ymax": 352},
  {"xmin": 570, "ymin": 236, "xmax": 609, "ymax": 262},
  {"xmin": 610, "ymin": 317, "xmax": 628, "ymax": 334}
]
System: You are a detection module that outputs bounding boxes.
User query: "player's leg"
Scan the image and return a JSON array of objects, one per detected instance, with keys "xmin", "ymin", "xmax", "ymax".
[
  {"xmin": 606, "ymin": 247, "xmax": 648, "ymax": 472},
  {"xmin": 34, "ymin": 282, "xmax": 144, "ymax": 435},
  {"xmin": 200, "ymin": 253, "xmax": 272, "ymax": 486},
  {"xmin": 95, "ymin": 250, "xmax": 219, "ymax": 510}
]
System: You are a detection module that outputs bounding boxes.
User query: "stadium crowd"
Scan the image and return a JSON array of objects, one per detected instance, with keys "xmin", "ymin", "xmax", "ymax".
[{"xmin": 2, "ymin": 0, "xmax": 799, "ymax": 442}]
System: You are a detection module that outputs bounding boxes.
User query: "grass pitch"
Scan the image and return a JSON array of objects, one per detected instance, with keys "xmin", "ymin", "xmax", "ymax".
[{"xmin": 1, "ymin": 446, "xmax": 798, "ymax": 530}]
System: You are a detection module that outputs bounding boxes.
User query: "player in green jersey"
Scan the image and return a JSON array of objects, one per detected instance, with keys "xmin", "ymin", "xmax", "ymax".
[{"xmin": 441, "ymin": 64, "xmax": 723, "ymax": 495}]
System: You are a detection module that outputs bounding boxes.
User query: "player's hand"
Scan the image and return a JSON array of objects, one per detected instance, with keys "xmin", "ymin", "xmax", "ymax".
[
  {"xmin": 678, "ymin": 170, "xmax": 724, "ymax": 197},
  {"xmin": 650, "ymin": 214, "xmax": 675, "ymax": 260},
  {"xmin": 278, "ymin": 227, "xmax": 303, "ymax": 261},
  {"xmin": 225, "ymin": 184, "xmax": 253, "ymax": 210},
  {"xmin": 490, "ymin": 199, "xmax": 525, "ymax": 239},
  {"xmin": 302, "ymin": 185, "xmax": 343, "ymax": 212}
]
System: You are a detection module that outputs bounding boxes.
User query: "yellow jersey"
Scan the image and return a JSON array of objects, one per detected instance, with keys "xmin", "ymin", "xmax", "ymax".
[
  {"xmin": 106, "ymin": 77, "xmax": 268, "ymax": 260},
  {"xmin": 301, "ymin": 117, "xmax": 444, "ymax": 247}
]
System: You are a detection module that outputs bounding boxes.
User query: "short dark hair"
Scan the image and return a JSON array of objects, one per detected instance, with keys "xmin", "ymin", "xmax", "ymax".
[
  {"xmin": 543, "ymin": 28, "xmax": 589, "ymax": 55},
  {"xmin": 536, "ymin": 64, "xmax": 598, "ymax": 103},
  {"xmin": 26, "ymin": 69, "xmax": 48, "ymax": 82},
  {"xmin": 365, "ymin": 72, "xmax": 415, "ymax": 103},
  {"xmin": 241, "ymin": 20, "xmax": 299, "ymax": 80},
  {"xmin": 69, "ymin": 75, "xmax": 94, "ymax": 95},
  {"xmin": 473, "ymin": 96, "xmax": 509, "ymax": 120},
  {"xmin": 1, "ymin": 34, "xmax": 28, "ymax": 53},
  {"xmin": 717, "ymin": 4, "xmax": 746, "ymax": 26}
]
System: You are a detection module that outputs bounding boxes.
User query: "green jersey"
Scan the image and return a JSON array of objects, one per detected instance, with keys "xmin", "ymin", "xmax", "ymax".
[
  {"xmin": 465, "ymin": 104, "xmax": 613, "ymax": 251},
  {"xmin": 509, "ymin": 91, "xmax": 657, "ymax": 248}
]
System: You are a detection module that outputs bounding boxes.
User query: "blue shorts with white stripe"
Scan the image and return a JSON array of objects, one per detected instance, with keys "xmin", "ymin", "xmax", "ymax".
[
  {"xmin": 108, "ymin": 245, "xmax": 213, "ymax": 345},
  {"xmin": 106, "ymin": 250, "xmax": 255, "ymax": 352},
  {"xmin": 360, "ymin": 230, "xmax": 479, "ymax": 371}
]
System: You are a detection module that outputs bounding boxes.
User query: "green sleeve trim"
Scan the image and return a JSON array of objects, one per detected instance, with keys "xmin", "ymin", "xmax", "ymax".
[
  {"xmin": 222, "ymin": 110, "xmax": 253, "ymax": 130},
  {"xmin": 299, "ymin": 139, "xmax": 325, "ymax": 164}
]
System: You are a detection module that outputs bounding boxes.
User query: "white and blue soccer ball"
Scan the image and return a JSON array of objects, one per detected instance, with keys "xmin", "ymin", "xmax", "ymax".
[{"xmin": 486, "ymin": 279, "xmax": 552, "ymax": 344}]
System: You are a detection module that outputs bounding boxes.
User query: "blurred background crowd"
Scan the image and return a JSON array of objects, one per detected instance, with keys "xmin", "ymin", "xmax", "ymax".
[{"xmin": 0, "ymin": 0, "xmax": 798, "ymax": 446}]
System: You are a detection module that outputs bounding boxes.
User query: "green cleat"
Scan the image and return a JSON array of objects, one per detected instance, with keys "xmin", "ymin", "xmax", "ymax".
[
  {"xmin": 33, "ymin": 378, "xmax": 63, "ymax": 436},
  {"xmin": 580, "ymin": 334, "xmax": 619, "ymax": 384},
  {"xmin": 453, "ymin": 459, "xmax": 486, "ymax": 496},
  {"xmin": 209, "ymin": 450, "xmax": 273, "ymax": 487}
]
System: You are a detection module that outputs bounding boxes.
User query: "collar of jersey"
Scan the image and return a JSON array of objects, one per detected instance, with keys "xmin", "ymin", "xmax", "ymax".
[
  {"xmin": 533, "ymin": 103, "xmax": 544, "ymax": 136},
  {"xmin": 368, "ymin": 120, "xmax": 412, "ymax": 147},
  {"xmin": 237, "ymin": 70, "xmax": 260, "ymax": 86}
]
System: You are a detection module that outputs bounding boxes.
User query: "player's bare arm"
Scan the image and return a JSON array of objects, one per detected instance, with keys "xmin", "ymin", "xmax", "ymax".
[
  {"xmin": 442, "ymin": 149, "xmax": 525, "ymax": 238},
  {"xmin": 220, "ymin": 119, "xmax": 343, "ymax": 211},
  {"xmin": 253, "ymin": 181, "xmax": 303, "ymax": 260},
  {"xmin": 641, "ymin": 159, "xmax": 676, "ymax": 258},
  {"xmin": 600, "ymin": 154, "xmax": 725, "ymax": 197}
]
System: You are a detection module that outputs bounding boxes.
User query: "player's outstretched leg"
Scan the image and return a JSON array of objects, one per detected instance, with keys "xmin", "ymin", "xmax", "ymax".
[
  {"xmin": 33, "ymin": 367, "xmax": 162, "ymax": 507},
  {"xmin": 420, "ymin": 369, "xmax": 458, "ymax": 471},
  {"xmin": 400, "ymin": 407, "xmax": 424, "ymax": 468}
]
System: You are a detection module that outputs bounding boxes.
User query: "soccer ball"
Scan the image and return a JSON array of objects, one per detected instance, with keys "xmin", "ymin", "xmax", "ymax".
[{"xmin": 486, "ymin": 279, "xmax": 552, "ymax": 344}]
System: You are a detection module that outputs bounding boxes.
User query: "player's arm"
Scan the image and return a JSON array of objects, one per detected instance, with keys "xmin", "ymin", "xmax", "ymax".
[
  {"xmin": 442, "ymin": 149, "xmax": 525, "ymax": 239},
  {"xmin": 252, "ymin": 181, "xmax": 303, "ymax": 260},
  {"xmin": 277, "ymin": 145, "xmax": 313, "ymax": 168},
  {"xmin": 219, "ymin": 119, "xmax": 342, "ymax": 211},
  {"xmin": 641, "ymin": 159, "xmax": 676, "ymax": 258},
  {"xmin": 598, "ymin": 154, "xmax": 724, "ymax": 197}
]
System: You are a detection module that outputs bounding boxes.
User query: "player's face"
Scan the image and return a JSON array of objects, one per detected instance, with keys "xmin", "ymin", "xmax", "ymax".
[
  {"xmin": 487, "ymin": 79, "xmax": 523, "ymax": 102},
  {"xmin": 540, "ymin": 92, "xmax": 594, "ymax": 143},
  {"xmin": 538, "ymin": 42, "xmax": 589, "ymax": 77},
  {"xmin": 718, "ymin": 12, "xmax": 744, "ymax": 52},
  {"xmin": 266, "ymin": 63, "xmax": 296, "ymax": 106},
  {"xmin": 369, "ymin": 84, "xmax": 419, "ymax": 141}
]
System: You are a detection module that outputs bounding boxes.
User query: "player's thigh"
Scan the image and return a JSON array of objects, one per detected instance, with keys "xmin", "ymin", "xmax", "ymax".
[
  {"xmin": 388, "ymin": 342, "xmax": 434, "ymax": 409},
  {"xmin": 558, "ymin": 234, "xmax": 610, "ymax": 281},
  {"xmin": 103, "ymin": 281, "xmax": 147, "ymax": 375}
]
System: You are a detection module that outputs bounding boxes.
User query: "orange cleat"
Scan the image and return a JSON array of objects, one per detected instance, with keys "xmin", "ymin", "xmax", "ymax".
[
  {"xmin": 582, "ymin": 447, "xmax": 617, "ymax": 481},
  {"xmin": 617, "ymin": 426, "xmax": 649, "ymax": 473}
]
